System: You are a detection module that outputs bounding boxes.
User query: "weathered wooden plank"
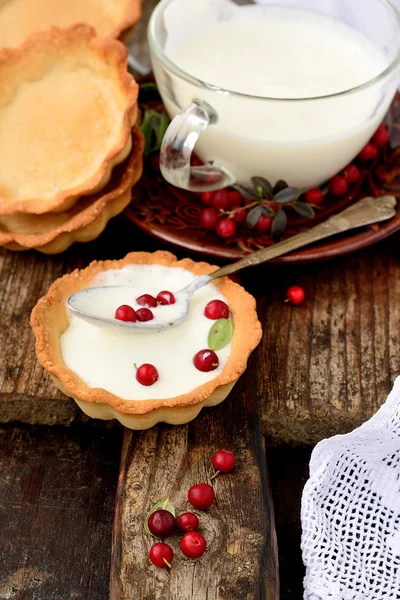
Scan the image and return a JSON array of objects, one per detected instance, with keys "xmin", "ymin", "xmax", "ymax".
[
  {"xmin": 253, "ymin": 233, "xmax": 400, "ymax": 445},
  {"xmin": 0, "ymin": 421, "xmax": 122, "ymax": 600},
  {"xmin": 111, "ymin": 368, "xmax": 279, "ymax": 600}
]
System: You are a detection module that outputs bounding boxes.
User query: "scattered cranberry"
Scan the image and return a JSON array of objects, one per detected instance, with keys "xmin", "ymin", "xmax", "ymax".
[
  {"xmin": 305, "ymin": 188, "xmax": 324, "ymax": 205},
  {"xmin": 180, "ymin": 531, "xmax": 207, "ymax": 559},
  {"xmin": 149, "ymin": 542, "xmax": 173, "ymax": 568},
  {"xmin": 211, "ymin": 189, "xmax": 230, "ymax": 211},
  {"xmin": 286, "ymin": 286, "xmax": 306, "ymax": 306},
  {"xmin": 329, "ymin": 175, "xmax": 348, "ymax": 196},
  {"xmin": 233, "ymin": 207, "xmax": 247, "ymax": 225},
  {"xmin": 188, "ymin": 484, "xmax": 215, "ymax": 510},
  {"xmin": 255, "ymin": 214, "xmax": 273, "ymax": 233},
  {"xmin": 200, "ymin": 207, "xmax": 219, "ymax": 231},
  {"xmin": 358, "ymin": 142, "xmax": 378, "ymax": 161},
  {"xmin": 136, "ymin": 363, "xmax": 159, "ymax": 386},
  {"xmin": 228, "ymin": 190, "xmax": 242, "ymax": 207},
  {"xmin": 193, "ymin": 350, "xmax": 219, "ymax": 372},
  {"xmin": 178, "ymin": 512, "xmax": 199, "ymax": 532},
  {"xmin": 212, "ymin": 449, "xmax": 236, "ymax": 474},
  {"xmin": 157, "ymin": 291, "xmax": 176, "ymax": 305},
  {"xmin": 343, "ymin": 163, "xmax": 361, "ymax": 184},
  {"xmin": 201, "ymin": 191, "xmax": 214, "ymax": 206},
  {"xmin": 136, "ymin": 294, "xmax": 157, "ymax": 308},
  {"xmin": 136, "ymin": 308, "xmax": 154, "ymax": 322},
  {"xmin": 204, "ymin": 299, "xmax": 230, "ymax": 320},
  {"xmin": 216, "ymin": 218, "xmax": 236, "ymax": 239},
  {"xmin": 115, "ymin": 304, "xmax": 137, "ymax": 322},
  {"xmin": 372, "ymin": 123, "xmax": 389, "ymax": 147},
  {"xmin": 147, "ymin": 510, "xmax": 175, "ymax": 538}
]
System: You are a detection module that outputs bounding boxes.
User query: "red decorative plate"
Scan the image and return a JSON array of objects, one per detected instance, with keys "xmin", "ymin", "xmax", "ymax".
[{"xmin": 126, "ymin": 96, "xmax": 400, "ymax": 264}]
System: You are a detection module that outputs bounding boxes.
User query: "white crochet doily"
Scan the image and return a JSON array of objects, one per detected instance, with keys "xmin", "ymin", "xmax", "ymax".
[{"xmin": 302, "ymin": 377, "xmax": 400, "ymax": 600}]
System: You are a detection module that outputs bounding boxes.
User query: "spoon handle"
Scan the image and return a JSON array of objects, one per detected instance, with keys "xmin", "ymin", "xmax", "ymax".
[{"xmin": 208, "ymin": 195, "xmax": 397, "ymax": 281}]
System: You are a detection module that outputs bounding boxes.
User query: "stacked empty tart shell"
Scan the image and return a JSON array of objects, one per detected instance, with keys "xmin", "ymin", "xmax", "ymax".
[{"xmin": 0, "ymin": 23, "xmax": 144, "ymax": 253}]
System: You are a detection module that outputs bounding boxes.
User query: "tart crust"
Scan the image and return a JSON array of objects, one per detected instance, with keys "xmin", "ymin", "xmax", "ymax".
[
  {"xmin": 0, "ymin": 25, "xmax": 139, "ymax": 215},
  {"xmin": 31, "ymin": 252, "xmax": 262, "ymax": 429},
  {"xmin": 0, "ymin": 0, "xmax": 142, "ymax": 48},
  {"xmin": 0, "ymin": 127, "xmax": 144, "ymax": 254}
]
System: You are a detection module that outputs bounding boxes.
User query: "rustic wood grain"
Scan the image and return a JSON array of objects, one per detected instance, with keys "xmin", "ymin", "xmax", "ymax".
[
  {"xmin": 111, "ymin": 367, "xmax": 279, "ymax": 600},
  {"xmin": 0, "ymin": 421, "xmax": 122, "ymax": 600},
  {"xmin": 251, "ymin": 233, "xmax": 400, "ymax": 445}
]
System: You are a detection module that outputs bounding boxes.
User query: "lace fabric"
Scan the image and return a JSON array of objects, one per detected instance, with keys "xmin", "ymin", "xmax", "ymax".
[{"xmin": 302, "ymin": 378, "xmax": 400, "ymax": 599}]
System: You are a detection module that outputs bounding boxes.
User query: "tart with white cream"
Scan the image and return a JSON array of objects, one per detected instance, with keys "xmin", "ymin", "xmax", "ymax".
[{"xmin": 31, "ymin": 252, "xmax": 262, "ymax": 429}]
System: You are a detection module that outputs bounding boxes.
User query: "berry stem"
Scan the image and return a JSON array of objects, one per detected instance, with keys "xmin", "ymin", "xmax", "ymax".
[
  {"xmin": 210, "ymin": 470, "xmax": 220, "ymax": 481},
  {"xmin": 163, "ymin": 557, "xmax": 172, "ymax": 569}
]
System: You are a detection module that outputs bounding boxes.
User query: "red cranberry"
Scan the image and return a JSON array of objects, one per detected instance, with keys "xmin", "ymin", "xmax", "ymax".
[
  {"xmin": 233, "ymin": 207, "xmax": 247, "ymax": 224},
  {"xmin": 188, "ymin": 484, "xmax": 215, "ymax": 510},
  {"xmin": 228, "ymin": 190, "xmax": 242, "ymax": 207},
  {"xmin": 329, "ymin": 175, "xmax": 348, "ymax": 196},
  {"xmin": 147, "ymin": 510, "xmax": 175, "ymax": 538},
  {"xmin": 372, "ymin": 123, "xmax": 389, "ymax": 147},
  {"xmin": 216, "ymin": 218, "xmax": 236, "ymax": 239},
  {"xmin": 136, "ymin": 308, "xmax": 154, "ymax": 322},
  {"xmin": 204, "ymin": 299, "xmax": 230, "ymax": 320},
  {"xmin": 286, "ymin": 286, "xmax": 305, "ymax": 306},
  {"xmin": 191, "ymin": 155, "xmax": 203, "ymax": 166},
  {"xmin": 157, "ymin": 291, "xmax": 176, "ymax": 305},
  {"xmin": 136, "ymin": 294, "xmax": 157, "ymax": 308},
  {"xmin": 255, "ymin": 214, "xmax": 273, "ymax": 233},
  {"xmin": 149, "ymin": 542, "xmax": 173, "ymax": 568},
  {"xmin": 180, "ymin": 531, "xmax": 207, "ymax": 559},
  {"xmin": 136, "ymin": 363, "xmax": 159, "ymax": 386},
  {"xmin": 343, "ymin": 163, "xmax": 361, "ymax": 183},
  {"xmin": 212, "ymin": 449, "xmax": 236, "ymax": 473},
  {"xmin": 211, "ymin": 189, "xmax": 230, "ymax": 211},
  {"xmin": 178, "ymin": 512, "xmax": 199, "ymax": 532},
  {"xmin": 115, "ymin": 305, "xmax": 137, "ymax": 322},
  {"xmin": 305, "ymin": 188, "xmax": 324, "ymax": 205},
  {"xmin": 201, "ymin": 191, "xmax": 214, "ymax": 206},
  {"xmin": 200, "ymin": 207, "xmax": 219, "ymax": 231},
  {"xmin": 358, "ymin": 142, "xmax": 378, "ymax": 161},
  {"xmin": 193, "ymin": 350, "xmax": 219, "ymax": 372}
]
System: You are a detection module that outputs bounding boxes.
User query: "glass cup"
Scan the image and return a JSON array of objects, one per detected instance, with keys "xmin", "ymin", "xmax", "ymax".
[{"xmin": 148, "ymin": 0, "xmax": 400, "ymax": 192}]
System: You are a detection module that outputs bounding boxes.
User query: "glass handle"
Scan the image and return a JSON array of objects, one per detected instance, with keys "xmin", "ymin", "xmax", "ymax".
[{"xmin": 160, "ymin": 99, "xmax": 236, "ymax": 192}]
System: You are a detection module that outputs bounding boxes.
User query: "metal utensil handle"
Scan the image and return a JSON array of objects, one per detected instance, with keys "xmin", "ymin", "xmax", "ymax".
[{"xmin": 209, "ymin": 195, "xmax": 397, "ymax": 280}]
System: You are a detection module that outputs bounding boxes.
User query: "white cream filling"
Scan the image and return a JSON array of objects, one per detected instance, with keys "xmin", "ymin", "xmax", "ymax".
[{"xmin": 60, "ymin": 265, "xmax": 232, "ymax": 400}]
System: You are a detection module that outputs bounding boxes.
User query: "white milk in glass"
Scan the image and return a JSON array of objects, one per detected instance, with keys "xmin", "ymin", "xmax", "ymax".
[{"xmin": 160, "ymin": 5, "xmax": 393, "ymax": 188}]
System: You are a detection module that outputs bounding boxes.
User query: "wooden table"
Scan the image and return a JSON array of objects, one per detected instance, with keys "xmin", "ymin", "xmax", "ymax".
[{"xmin": 1, "ymin": 2, "xmax": 400, "ymax": 596}]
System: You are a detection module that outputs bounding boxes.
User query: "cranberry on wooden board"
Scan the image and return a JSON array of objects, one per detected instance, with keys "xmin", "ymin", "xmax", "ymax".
[
  {"xmin": 286, "ymin": 286, "xmax": 306, "ymax": 306},
  {"xmin": 212, "ymin": 449, "xmax": 236, "ymax": 473},
  {"xmin": 149, "ymin": 543, "xmax": 173, "ymax": 568},
  {"xmin": 178, "ymin": 512, "xmax": 199, "ymax": 532},
  {"xmin": 188, "ymin": 484, "xmax": 215, "ymax": 509},
  {"xmin": 180, "ymin": 531, "xmax": 207, "ymax": 559},
  {"xmin": 147, "ymin": 510, "xmax": 175, "ymax": 538}
]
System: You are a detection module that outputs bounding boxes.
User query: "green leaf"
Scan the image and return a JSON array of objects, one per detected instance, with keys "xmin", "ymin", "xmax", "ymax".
[
  {"xmin": 140, "ymin": 109, "xmax": 169, "ymax": 156},
  {"xmin": 261, "ymin": 205, "xmax": 275, "ymax": 217},
  {"xmin": 273, "ymin": 180, "xmax": 289, "ymax": 194},
  {"xmin": 246, "ymin": 206, "xmax": 262, "ymax": 228},
  {"xmin": 274, "ymin": 187, "xmax": 302, "ymax": 204},
  {"xmin": 251, "ymin": 177, "xmax": 274, "ymax": 199},
  {"xmin": 293, "ymin": 203, "xmax": 315, "ymax": 219},
  {"xmin": 207, "ymin": 319, "xmax": 234, "ymax": 352},
  {"xmin": 271, "ymin": 208, "xmax": 288, "ymax": 240},
  {"xmin": 144, "ymin": 498, "xmax": 176, "ymax": 538},
  {"xmin": 233, "ymin": 184, "xmax": 259, "ymax": 201}
]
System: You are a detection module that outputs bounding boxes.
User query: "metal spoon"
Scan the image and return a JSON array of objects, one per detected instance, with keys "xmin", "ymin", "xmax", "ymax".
[{"xmin": 67, "ymin": 195, "xmax": 397, "ymax": 332}]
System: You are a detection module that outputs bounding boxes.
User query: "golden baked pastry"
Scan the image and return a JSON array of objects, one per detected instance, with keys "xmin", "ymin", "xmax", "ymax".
[
  {"xmin": 0, "ymin": 127, "xmax": 144, "ymax": 254},
  {"xmin": 0, "ymin": 0, "xmax": 142, "ymax": 48},
  {"xmin": 0, "ymin": 25, "xmax": 138, "ymax": 216},
  {"xmin": 31, "ymin": 252, "xmax": 262, "ymax": 429}
]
